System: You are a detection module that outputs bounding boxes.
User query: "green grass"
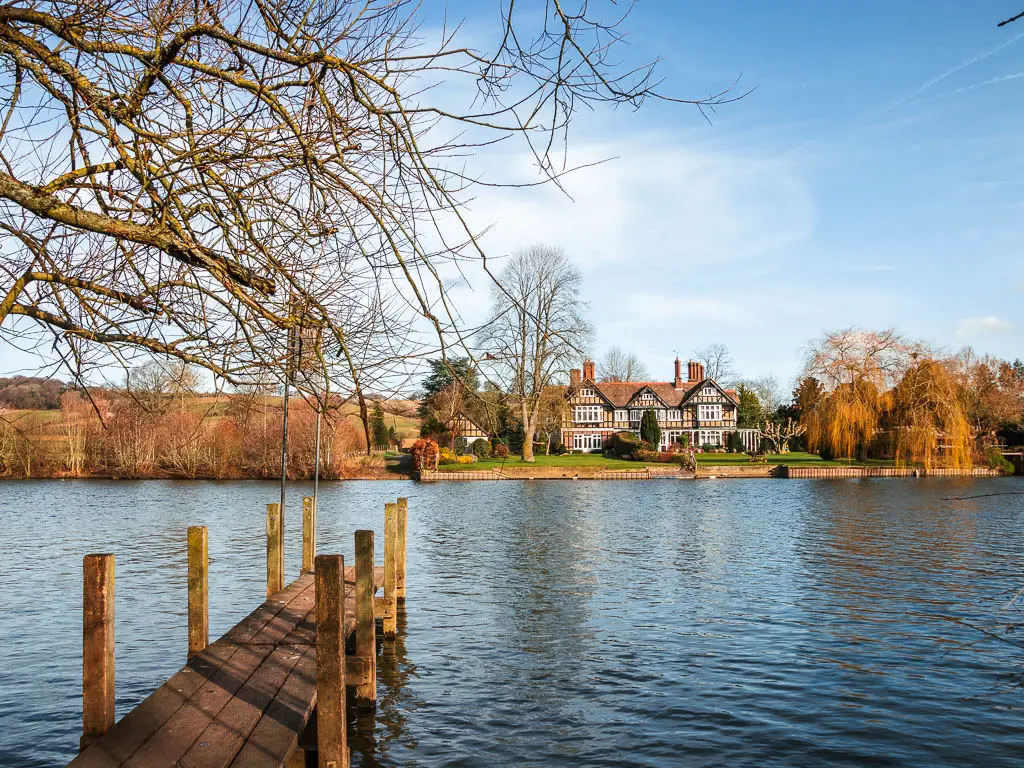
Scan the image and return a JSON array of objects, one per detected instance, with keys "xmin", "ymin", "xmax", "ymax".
[
  {"xmin": 695, "ymin": 451, "xmax": 896, "ymax": 467},
  {"xmin": 436, "ymin": 450, "xmax": 899, "ymax": 471},
  {"xmin": 437, "ymin": 453, "xmax": 641, "ymax": 470}
]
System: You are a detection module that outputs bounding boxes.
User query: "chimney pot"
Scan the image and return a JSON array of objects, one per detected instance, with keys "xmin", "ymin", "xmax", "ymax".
[
  {"xmin": 582, "ymin": 360, "xmax": 595, "ymax": 382},
  {"xmin": 570, "ymin": 368, "xmax": 581, "ymax": 387},
  {"xmin": 674, "ymin": 357, "xmax": 682, "ymax": 388}
]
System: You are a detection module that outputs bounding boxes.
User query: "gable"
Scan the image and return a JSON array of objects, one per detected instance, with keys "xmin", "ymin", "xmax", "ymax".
[
  {"xmin": 566, "ymin": 380, "xmax": 614, "ymax": 408},
  {"xmin": 681, "ymin": 379, "xmax": 738, "ymax": 407},
  {"xmin": 626, "ymin": 386, "xmax": 669, "ymax": 409}
]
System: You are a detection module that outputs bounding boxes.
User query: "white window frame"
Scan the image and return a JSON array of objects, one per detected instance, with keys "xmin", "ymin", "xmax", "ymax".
[
  {"xmin": 572, "ymin": 433, "xmax": 603, "ymax": 450},
  {"xmin": 667, "ymin": 409, "xmax": 680, "ymax": 421},
  {"xmin": 578, "ymin": 387, "xmax": 596, "ymax": 398},
  {"xmin": 574, "ymin": 405, "xmax": 602, "ymax": 423},
  {"xmin": 703, "ymin": 386, "xmax": 717, "ymax": 397},
  {"xmin": 699, "ymin": 430, "xmax": 723, "ymax": 447},
  {"xmin": 613, "ymin": 409, "xmax": 627, "ymax": 423},
  {"xmin": 629, "ymin": 409, "xmax": 642, "ymax": 422},
  {"xmin": 698, "ymin": 404, "xmax": 722, "ymax": 421}
]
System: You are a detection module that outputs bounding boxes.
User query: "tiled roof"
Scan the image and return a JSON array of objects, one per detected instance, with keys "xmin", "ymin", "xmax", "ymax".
[{"xmin": 574, "ymin": 379, "xmax": 738, "ymax": 407}]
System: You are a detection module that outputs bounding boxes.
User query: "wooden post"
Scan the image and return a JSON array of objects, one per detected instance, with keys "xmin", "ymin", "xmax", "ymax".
[
  {"xmin": 315, "ymin": 555, "xmax": 348, "ymax": 768},
  {"xmin": 187, "ymin": 526, "xmax": 209, "ymax": 659},
  {"xmin": 353, "ymin": 530, "xmax": 376, "ymax": 707},
  {"xmin": 383, "ymin": 502, "xmax": 398, "ymax": 638},
  {"xmin": 302, "ymin": 496, "xmax": 316, "ymax": 574},
  {"xmin": 81, "ymin": 554, "xmax": 115, "ymax": 751},
  {"xmin": 396, "ymin": 497, "xmax": 408, "ymax": 603},
  {"xmin": 267, "ymin": 503, "xmax": 283, "ymax": 597}
]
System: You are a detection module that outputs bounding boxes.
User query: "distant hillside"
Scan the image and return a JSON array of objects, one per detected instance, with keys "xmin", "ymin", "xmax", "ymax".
[{"xmin": 0, "ymin": 376, "xmax": 65, "ymax": 410}]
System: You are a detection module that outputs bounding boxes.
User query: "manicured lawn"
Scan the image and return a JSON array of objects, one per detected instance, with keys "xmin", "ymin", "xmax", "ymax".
[
  {"xmin": 436, "ymin": 450, "xmax": 897, "ymax": 471},
  {"xmin": 696, "ymin": 451, "xmax": 895, "ymax": 467},
  {"xmin": 437, "ymin": 453, "xmax": 641, "ymax": 470}
]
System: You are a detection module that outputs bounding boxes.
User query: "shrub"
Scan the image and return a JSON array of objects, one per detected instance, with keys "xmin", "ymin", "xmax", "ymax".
[
  {"xmin": 701, "ymin": 443, "xmax": 716, "ymax": 453},
  {"xmin": 410, "ymin": 438, "xmax": 440, "ymax": 471},
  {"xmin": 455, "ymin": 454, "xmax": 476, "ymax": 464},
  {"xmin": 438, "ymin": 447, "xmax": 457, "ymax": 464},
  {"xmin": 675, "ymin": 433, "xmax": 691, "ymax": 448},
  {"xmin": 727, "ymin": 431, "xmax": 744, "ymax": 453},
  {"xmin": 494, "ymin": 442, "xmax": 510, "ymax": 458},
  {"xmin": 985, "ymin": 447, "xmax": 1015, "ymax": 474},
  {"xmin": 611, "ymin": 430, "xmax": 641, "ymax": 457},
  {"xmin": 454, "ymin": 436, "xmax": 470, "ymax": 455},
  {"xmin": 472, "ymin": 439, "xmax": 490, "ymax": 458},
  {"xmin": 552, "ymin": 442, "xmax": 567, "ymax": 455},
  {"xmin": 634, "ymin": 449, "xmax": 676, "ymax": 463},
  {"xmin": 665, "ymin": 441, "xmax": 686, "ymax": 454}
]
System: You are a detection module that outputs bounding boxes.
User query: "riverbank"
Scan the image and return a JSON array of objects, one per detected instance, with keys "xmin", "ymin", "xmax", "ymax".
[{"xmin": 420, "ymin": 464, "xmax": 1007, "ymax": 481}]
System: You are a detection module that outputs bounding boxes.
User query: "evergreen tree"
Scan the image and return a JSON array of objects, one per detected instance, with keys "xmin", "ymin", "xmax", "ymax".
[
  {"xmin": 370, "ymin": 402, "xmax": 388, "ymax": 447},
  {"xmin": 418, "ymin": 357, "xmax": 478, "ymax": 417},
  {"xmin": 387, "ymin": 425, "xmax": 398, "ymax": 447},
  {"xmin": 792, "ymin": 376, "xmax": 824, "ymax": 421},
  {"xmin": 640, "ymin": 407, "xmax": 661, "ymax": 448},
  {"xmin": 737, "ymin": 385, "xmax": 763, "ymax": 428}
]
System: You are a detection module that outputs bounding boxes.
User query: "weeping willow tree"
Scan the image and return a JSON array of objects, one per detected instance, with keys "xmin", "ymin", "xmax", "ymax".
[
  {"xmin": 887, "ymin": 359, "xmax": 973, "ymax": 470},
  {"xmin": 805, "ymin": 378, "xmax": 887, "ymax": 462},
  {"xmin": 802, "ymin": 328, "xmax": 974, "ymax": 467}
]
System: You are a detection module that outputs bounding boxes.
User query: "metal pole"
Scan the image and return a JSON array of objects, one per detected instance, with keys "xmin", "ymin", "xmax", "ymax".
[
  {"xmin": 313, "ymin": 404, "xmax": 322, "ymax": 508},
  {"xmin": 280, "ymin": 377, "xmax": 289, "ymax": 517}
]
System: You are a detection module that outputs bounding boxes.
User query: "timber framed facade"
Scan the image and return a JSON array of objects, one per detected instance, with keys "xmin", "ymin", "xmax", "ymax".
[
  {"xmin": 448, "ymin": 412, "xmax": 489, "ymax": 445},
  {"xmin": 561, "ymin": 358, "xmax": 761, "ymax": 452}
]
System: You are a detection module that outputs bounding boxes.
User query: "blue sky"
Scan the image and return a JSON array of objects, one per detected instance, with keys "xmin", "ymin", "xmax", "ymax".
[
  {"xmin": 2, "ymin": 2, "xmax": 1022, "ymax": 391},
  {"xmin": 438, "ymin": 1, "xmax": 1024, "ymax": 387}
]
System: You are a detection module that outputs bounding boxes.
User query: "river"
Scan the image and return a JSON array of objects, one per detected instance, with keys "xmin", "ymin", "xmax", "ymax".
[{"xmin": 1, "ymin": 478, "xmax": 1023, "ymax": 766}]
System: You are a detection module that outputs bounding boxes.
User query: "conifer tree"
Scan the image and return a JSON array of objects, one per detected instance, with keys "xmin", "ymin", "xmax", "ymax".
[{"xmin": 640, "ymin": 408, "xmax": 661, "ymax": 448}]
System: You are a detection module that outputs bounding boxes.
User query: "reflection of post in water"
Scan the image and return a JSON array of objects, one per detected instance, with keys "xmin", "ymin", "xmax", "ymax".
[{"xmin": 348, "ymin": 497, "xmax": 417, "ymax": 766}]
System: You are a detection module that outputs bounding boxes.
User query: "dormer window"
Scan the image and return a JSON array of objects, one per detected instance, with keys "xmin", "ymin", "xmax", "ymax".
[
  {"xmin": 702, "ymin": 386, "xmax": 717, "ymax": 397},
  {"xmin": 579, "ymin": 387, "xmax": 595, "ymax": 398}
]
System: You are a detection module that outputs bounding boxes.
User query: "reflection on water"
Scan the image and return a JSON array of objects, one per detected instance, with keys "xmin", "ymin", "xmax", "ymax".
[{"xmin": 1, "ymin": 478, "xmax": 1024, "ymax": 767}]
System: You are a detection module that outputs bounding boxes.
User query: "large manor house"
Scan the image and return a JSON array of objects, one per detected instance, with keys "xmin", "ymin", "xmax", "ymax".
[{"xmin": 561, "ymin": 358, "xmax": 761, "ymax": 453}]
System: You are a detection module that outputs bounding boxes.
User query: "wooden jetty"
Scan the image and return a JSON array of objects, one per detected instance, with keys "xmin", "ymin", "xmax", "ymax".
[{"xmin": 69, "ymin": 496, "xmax": 410, "ymax": 768}]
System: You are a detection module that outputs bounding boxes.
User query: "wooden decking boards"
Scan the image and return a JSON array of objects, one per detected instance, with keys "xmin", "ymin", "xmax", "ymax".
[{"xmin": 67, "ymin": 496, "xmax": 407, "ymax": 768}]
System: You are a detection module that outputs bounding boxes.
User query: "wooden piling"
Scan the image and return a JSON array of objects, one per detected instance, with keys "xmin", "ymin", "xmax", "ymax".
[
  {"xmin": 315, "ymin": 554, "xmax": 348, "ymax": 768},
  {"xmin": 81, "ymin": 554, "xmax": 115, "ymax": 751},
  {"xmin": 186, "ymin": 526, "xmax": 208, "ymax": 659},
  {"xmin": 267, "ymin": 503, "xmax": 284, "ymax": 597},
  {"xmin": 383, "ymin": 502, "xmax": 398, "ymax": 638},
  {"xmin": 396, "ymin": 497, "xmax": 408, "ymax": 603},
  {"xmin": 353, "ymin": 530, "xmax": 376, "ymax": 706},
  {"xmin": 302, "ymin": 496, "xmax": 316, "ymax": 574}
]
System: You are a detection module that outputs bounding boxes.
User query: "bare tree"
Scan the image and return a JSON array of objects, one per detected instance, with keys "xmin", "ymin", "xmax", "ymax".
[
  {"xmin": 599, "ymin": 347, "xmax": 649, "ymax": 382},
  {"xmin": 760, "ymin": 418, "xmax": 805, "ymax": 454},
  {"xmin": 693, "ymin": 343, "xmax": 736, "ymax": 384},
  {"xmin": 484, "ymin": 245, "xmax": 592, "ymax": 462},
  {"xmin": 746, "ymin": 375, "xmax": 783, "ymax": 418},
  {"xmin": 0, "ymin": 0, "xmax": 737, "ymax": 407},
  {"xmin": 803, "ymin": 328, "xmax": 919, "ymax": 392}
]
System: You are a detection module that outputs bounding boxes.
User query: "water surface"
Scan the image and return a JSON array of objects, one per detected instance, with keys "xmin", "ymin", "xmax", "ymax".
[{"xmin": 1, "ymin": 478, "xmax": 1023, "ymax": 767}]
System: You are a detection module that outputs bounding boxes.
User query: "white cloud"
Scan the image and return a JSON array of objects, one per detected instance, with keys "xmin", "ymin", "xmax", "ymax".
[{"xmin": 955, "ymin": 316, "xmax": 1015, "ymax": 340}]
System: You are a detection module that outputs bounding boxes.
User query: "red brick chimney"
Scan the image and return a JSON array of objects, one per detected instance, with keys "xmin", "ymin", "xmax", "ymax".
[
  {"xmin": 688, "ymin": 360, "xmax": 705, "ymax": 381},
  {"xmin": 570, "ymin": 368, "xmax": 581, "ymax": 388},
  {"xmin": 674, "ymin": 357, "xmax": 682, "ymax": 389},
  {"xmin": 582, "ymin": 359, "xmax": 595, "ymax": 381}
]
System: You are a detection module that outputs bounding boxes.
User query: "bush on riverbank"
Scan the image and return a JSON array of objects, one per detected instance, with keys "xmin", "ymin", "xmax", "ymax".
[{"xmin": 0, "ymin": 391, "xmax": 368, "ymax": 479}]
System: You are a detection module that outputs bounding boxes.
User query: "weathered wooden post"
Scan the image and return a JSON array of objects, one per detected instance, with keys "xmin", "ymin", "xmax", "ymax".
[
  {"xmin": 396, "ymin": 497, "xmax": 408, "ymax": 604},
  {"xmin": 81, "ymin": 554, "xmax": 115, "ymax": 751},
  {"xmin": 383, "ymin": 502, "xmax": 398, "ymax": 638},
  {"xmin": 302, "ymin": 495, "xmax": 316, "ymax": 574},
  {"xmin": 187, "ymin": 526, "xmax": 209, "ymax": 659},
  {"xmin": 267, "ymin": 503, "xmax": 283, "ymax": 597},
  {"xmin": 353, "ymin": 530, "xmax": 376, "ymax": 707},
  {"xmin": 315, "ymin": 554, "xmax": 348, "ymax": 768}
]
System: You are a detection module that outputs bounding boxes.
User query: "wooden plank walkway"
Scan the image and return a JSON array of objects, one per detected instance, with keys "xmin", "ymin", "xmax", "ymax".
[{"xmin": 66, "ymin": 496, "xmax": 408, "ymax": 768}]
